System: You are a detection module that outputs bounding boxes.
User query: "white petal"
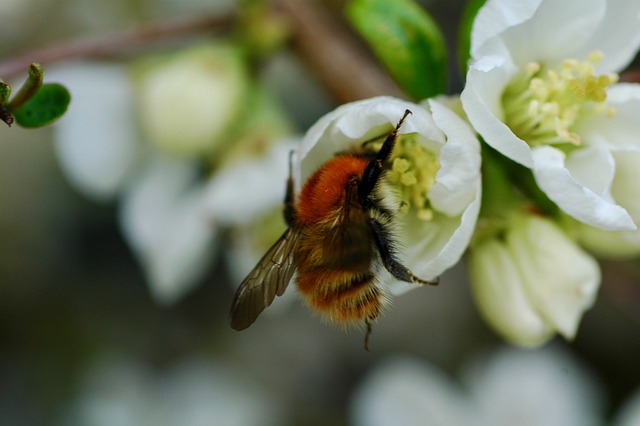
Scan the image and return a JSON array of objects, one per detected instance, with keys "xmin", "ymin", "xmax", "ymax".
[
  {"xmin": 297, "ymin": 96, "xmax": 442, "ymax": 188},
  {"xmin": 135, "ymin": 45, "xmax": 247, "ymax": 156},
  {"xmin": 509, "ymin": 216, "xmax": 601, "ymax": 339},
  {"xmin": 391, "ymin": 179, "xmax": 481, "ymax": 293},
  {"xmin": 576, "ymin": 84, "xmax": 640, "ymax": 153},
  {"xmin": 611, "ymin": 151, "xmax": 640, "ymax": 223},
  {"xmin": 461, "ymin": 58, "xmax": 533, "ymax": 167},
  {"xmin": 578, "ymin": 224, "xmax": 640, "ymax": 260},
  {"xmin": 576, "ymin": 0, "xmax": 640, "ymax": 73},
  {"xmin": 463, "ymin": 346, "xmax": 604, "ymax": 426},
  {"xmin": 532, "ymin": 145, "xmax": 636, "ymax": 231},
  {"xmin": 204, "ymin": 139, "xmax": 296, "ymax": 226},
  {"xmin": 49, "ymin": 62, "xmax": 139, "ymax": 201},
  {"xmin": 614, "ymin": 387, "xmax": 640, "ymax": 426},
  {"xmin": 473, "ymin": 0, "xmax": 606, "ymax": 67},
  {"xmin": 428, "ymin": 100, "xmax": 481, "ymax": 216},
  {"xmin": 471, "ymin": 0, "xmax": 541, "ymax": 58},
  {"xmin": 565, "ymin": 144, "xmax": 615, "ymax": 197},
  {"xmin": 120, "ymin": 156, "xmax": 217, "ymax": 304},
  {"xmin": 468, "ymin": 239, "xmax": 554, "ymax": 347},
  {"xmin": 350, "ymin": 357, "xmax": 476, "ymax": 426}
]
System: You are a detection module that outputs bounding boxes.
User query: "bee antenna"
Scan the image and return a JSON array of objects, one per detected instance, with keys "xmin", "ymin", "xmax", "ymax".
[{"xmin": 397, "ymin": 109, "xmax": 412, "ymax": 130}]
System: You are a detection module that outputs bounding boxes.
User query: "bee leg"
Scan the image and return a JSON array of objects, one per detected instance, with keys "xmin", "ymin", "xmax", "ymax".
[
  {"xmin": 283, "ymin": 150, "xmax": 297, "ymax": 227},
  {"xmin": 364, "ymin": 319, "xmax": 373, "ymax": 351},
  {"xmin": 358, "ymin": 110, "xmax": 412, "ymax": 205},
  {"xmin": 369, "ymin": 218, "xmax": 438, "ymax": 286}
]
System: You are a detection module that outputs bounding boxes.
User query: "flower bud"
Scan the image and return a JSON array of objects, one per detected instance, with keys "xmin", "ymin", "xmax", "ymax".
[
  {"xmin": 134, "ymin": 44, "xmax": 248, "ymax": 157},
  {"xmin": 469, "ymin": 215, "xmax": 600, "ymax": 346}
]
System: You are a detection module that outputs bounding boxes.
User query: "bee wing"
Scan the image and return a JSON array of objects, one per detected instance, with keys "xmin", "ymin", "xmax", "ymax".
[
  {"xmin": 229, "ymin": 227, "xmax": 299, "ymax": 331},
  {"xmin": 323, "ymin": 185, "xmax": 373, "ymax": 272}
]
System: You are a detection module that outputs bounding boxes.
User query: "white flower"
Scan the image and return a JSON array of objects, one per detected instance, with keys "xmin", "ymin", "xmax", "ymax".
[
  {"xmin": 133, "ymin": 44, "xmax": 247, "ymax": 157},
  {"xmin": 119, "ymin": 154, "xmax": 217, "ymax": 304},
  {"xmin": 462, "ymin": 346, "xmax": 604, "ymax": 426},
  {"xmin": 350, "ymin": 346, "xmax": 604, "ymax": 426},
  {"xmin": 350, "ymin": 356, "xmax": 476, "ymax": 426},
  {"xmin": 59, "ymin": 355, "xmax": 286, "ymax": 426},
  {"xmin": 49, "ymin": 49, "xmax": 256, "ymax": 304},
  {"xmin": 49, "ymin": 62, "xmax": 140, "ymax": 201},
  {"xmin": 615, "ymin": 387, "xmax": 640, "ymax": 426},
  {"xmin": 297, "ymin": 96, "xmax": 481, "ymax": 293},
  {"xmin": 204, "ymin": 137, "xmax": 301, "ymax": 315},
  {"xmin": 468, "ymin": 214, "xmax": 600, "ymax": 346},
  {"xmin": 461, "ymin": 0, "xmax": 640, "ymax": 231}
]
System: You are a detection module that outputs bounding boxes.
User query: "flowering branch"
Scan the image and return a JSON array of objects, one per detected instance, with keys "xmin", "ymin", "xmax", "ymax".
[
  {"xmin": 0, "ymin": 14, "xmax": 236, "ymax": 80},
  {"xmin": 272, "ymin": 0, "xmax": 405, "ymax": 103}
]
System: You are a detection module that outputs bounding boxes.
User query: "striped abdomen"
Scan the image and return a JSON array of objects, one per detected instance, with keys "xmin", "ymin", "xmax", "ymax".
[{"xmin": 295, "ymin": 267, "xmax": 383, "ymax": 325}]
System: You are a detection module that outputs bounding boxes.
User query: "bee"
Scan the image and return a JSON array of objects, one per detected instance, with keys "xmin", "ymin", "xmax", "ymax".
[{"xmin": 229, "ymin": 109, "xmax": 437, "ymax": 348}]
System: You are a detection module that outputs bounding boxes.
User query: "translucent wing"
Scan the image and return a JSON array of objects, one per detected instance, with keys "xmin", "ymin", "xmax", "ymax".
[
  {"xmin": 322, "ymin": 184, "xmax": 373, "ymax": 272},
  {"xmin": 229, "ymin": 227, "xmax": 299, "ymax": 331}
]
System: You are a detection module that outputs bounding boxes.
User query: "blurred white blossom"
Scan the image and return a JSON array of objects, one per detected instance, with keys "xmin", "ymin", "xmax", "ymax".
[
  {"xmin": 461, "ymin": 0, "xmax": 640, "ymax": 232},
  {"xmin": 351, "ymin": 346, "xmax": 604, "ymax": 426},
  {"xmin": 298, "ymin": 96, "xmax": 482, "ymax": 293},
  {"xmin": 59, "ymin": 356, "xmax": 286, "ymax": 426},
  {"xmin": 132, "ymin": 44, "xmax": 248, "ymax": 157},
  {"xmin": 468, "ymin": 214, "xmax": 600, "ymax": 347},
  {"xmin": 615, "ymin": 387, "xmax": 640, "ymax": 426},
  {"xmin": 50, "ymin": 44, "xmax": 292, "ymax": 304}
]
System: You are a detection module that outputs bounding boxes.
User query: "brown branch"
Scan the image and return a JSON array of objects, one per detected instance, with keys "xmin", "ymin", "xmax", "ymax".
[
  {"xmin": 620, "ymin": 68, "xmax": 640, "ymax": 84},
  {"xmin": 272, "ymin": 0, "xmax": 406, "ymax": 104},
  {"xmin": 0, "ymin": 14, "xmax": 235, "ymax": 80}
]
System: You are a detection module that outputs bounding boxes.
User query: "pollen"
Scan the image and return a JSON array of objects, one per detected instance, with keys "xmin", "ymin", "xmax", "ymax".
[
  {"xmin": 383, "ymin": 134, "xmax": 439, "ymax": 221},
  {"xmin": 502, "ymin": 50, "xmax": 618, "ymax": 149}
]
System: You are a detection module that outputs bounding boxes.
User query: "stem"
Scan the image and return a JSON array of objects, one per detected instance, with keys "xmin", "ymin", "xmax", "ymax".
[
  {"xmin": 620, "ymin": 68, "xmax": 640, "ymax": 84},
  {"xmin": 7, "ymin": 63, "xmax": 44, "ymax": 112},
  {"xmin": 0, "ymin": 14, "xmax": 236, "ymax": 80},
  {"xmin": 271, "ymin": 0, "xmax": 405, "ymax": 103}
]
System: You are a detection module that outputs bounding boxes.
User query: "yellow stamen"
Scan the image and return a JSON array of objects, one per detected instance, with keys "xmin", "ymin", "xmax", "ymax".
[{"xmin": 502, "ymin": 50, "xmax": 617, "ymax": 149}]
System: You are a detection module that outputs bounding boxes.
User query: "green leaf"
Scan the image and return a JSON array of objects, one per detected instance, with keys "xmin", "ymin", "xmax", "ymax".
[
  {"xmin": 346, "ymin": 0, "xmax": 447, "ymax": 100},
  {"xmin": 13, "ymin": 83, "xmax": 71, "ymax": 128},
  {"xmin": 457, "ymin": 0, "xmax": 486, "ymax": 78}
]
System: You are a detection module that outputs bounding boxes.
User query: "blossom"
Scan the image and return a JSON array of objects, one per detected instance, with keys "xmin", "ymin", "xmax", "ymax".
[
  {"xmin": 59, "ymin": 355, "xmax": 286, "ymax": 426},
  {"xmin": 50, "ymin": 44, "xmax": 291, "ymax": 304},
  {"xmin": 468, "ymin": 214, "xmax": 600, "ymax": 347},
  {"xmin": 297, "ymin": 96, "xmax": 481, "ymax": 293},
  {"xmin": 461, "ymin": 0, "xmax": 640, "ymax": 232},
  {"xmin": 350, "ymin": 346, "xmax": 604, "ymax": 426}
]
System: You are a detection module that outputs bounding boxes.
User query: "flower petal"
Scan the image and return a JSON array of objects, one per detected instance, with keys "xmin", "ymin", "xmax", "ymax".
[
  {"xmin": 576, "ymin": 84, "xmax": 640, "ymax": 153},
  {"xmin": 428, "ymin": 100, "xmax": 481, "ymax": 216},
  {"xmin": 471, "ymin": 0, "xmax": 541, "ymax": 58},
  {"xmin": 509, "ymin": 216, "xmax": 601, "ymax": 339},
  {"xmin": 463, "ymin": 346, "xmax": 604, "ymax": 426},
  {"xmin": 120, "ymin": 155, "xmax": 217, "ymax": 304},
  {"xmin": 565, "ymin": 144, "xmax": 615, "ymax": 198},
  {"xmin": 576, "ymin": 0, "xmax": 640, "ymax": 73},
  {"xmin": 50, "ymin": 62, "xmax": 139, "ymax": 201},
  {"xmin": 204, "ymin": 139, "xmax": 295, "ymax": 226},
  {"xmin": 468, "ymin": 238, "xmax": 554, "ymax": 347},
  {"xmin": 350, "ymin": 357, "xmax": 476, "ymax": 426},
  {"xmin": 532, "ymin": 145, "xmax": 636, "ymax": 231},
  {"xmin": 473, "ymin": 0, "xmax": 606, "ymax": 67},
  {"xmin": 297, "ymin": 96, "xmax": 442, "ymax": 187},
  {"xmin": 461, "ymin": 57, "xmax": 534, "ymax": 167},
  {"xmin": 611, "ymin": 150, "xmax": 640, "ymax": 223}
]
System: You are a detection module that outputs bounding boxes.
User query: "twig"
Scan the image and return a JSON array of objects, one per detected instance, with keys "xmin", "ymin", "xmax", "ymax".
[
  {"xmin": 0, "ymin": 14, "xmax": 235, "ymax": 80},
  {"xmin": 620, "ymin": 68, "xmax": 640, "ymax": 84},
  {"xmin": 272, "ymin": 0, "xmax": 406, "ymax": 103}
]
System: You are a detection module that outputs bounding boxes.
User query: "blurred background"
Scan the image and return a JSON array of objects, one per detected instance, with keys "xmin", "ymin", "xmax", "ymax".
[{"xmin": 1, "ymin": 0, "xmax": 639, "ymax": 425}]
